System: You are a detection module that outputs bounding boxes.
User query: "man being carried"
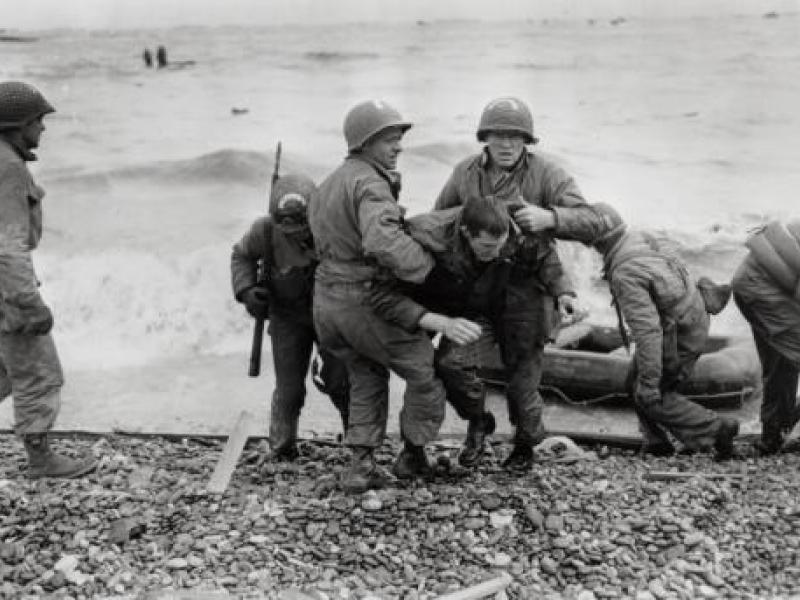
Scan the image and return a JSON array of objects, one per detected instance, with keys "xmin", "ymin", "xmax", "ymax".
[{"xmin": 372, "ymin": 195, "xmax": 576, "ymax": 469}]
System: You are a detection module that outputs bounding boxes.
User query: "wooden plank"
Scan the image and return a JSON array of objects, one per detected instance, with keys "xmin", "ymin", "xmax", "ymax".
[
  {"xmin": 206, "ymin": 410, "xmax": 255, "ymax": 494},
  {"xmin": 433, "ymin": 573, "xmax": 513, "ymax": 600}
]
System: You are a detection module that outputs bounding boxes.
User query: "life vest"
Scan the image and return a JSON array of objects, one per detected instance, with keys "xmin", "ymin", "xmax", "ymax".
[{"xmin": 746, "ymin": 220, "xmax": 800, "ymax": 300}]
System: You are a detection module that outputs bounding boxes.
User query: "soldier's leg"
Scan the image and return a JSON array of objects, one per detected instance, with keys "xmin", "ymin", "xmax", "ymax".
[
  {"xmin": 342, "ymin": 309, "xmax": 445, "ymax": 478},
  {"xmin": 0, "ymin": 356, "xmax": 11, "ymax": 402},
  {"xmin": 435, "ymin": 335, "xmax": 495, "ymax": 467},
  {"xmin": 267, "ymin": 315, "xmax": 314, "ymax": 457},
  {"xmin": 636, "ymin": 391, "xmax": 737, "ymax": 458},
  {"xmin": 313, "ymin": 285, "xmax": 390, "ymax": 492},
  {"xmin": 500, "ymin": 317, "xmax": 546, "ymax": 469},
  {"xmin": 0, "ymin": 332, "xmax": 95, "ymax": 478},
  {"xmin": 314, "ymin": 346, "xmax": 350, "ymax": 433},
  {"xmin": 753, "ymin": 329, "xmax": 799, "ymax": 451}
]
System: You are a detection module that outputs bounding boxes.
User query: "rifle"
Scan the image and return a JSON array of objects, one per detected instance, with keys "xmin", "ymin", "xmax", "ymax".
[{"xmin": 248, "ymin": 141, "xmax": 282, "ymax": 377}]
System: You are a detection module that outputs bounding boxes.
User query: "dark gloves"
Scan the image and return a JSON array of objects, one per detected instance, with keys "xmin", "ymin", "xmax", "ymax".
[
  {"xmin": 242, "ymin": 286, "xmax": 270, "ymax": 319},
  {"xmin": 25, "ymin": 306, "xmax": 54, "ymax": 335},
  {"xmin": 1, "ymin": 293, "xmax": 54, "ymax": 336}
]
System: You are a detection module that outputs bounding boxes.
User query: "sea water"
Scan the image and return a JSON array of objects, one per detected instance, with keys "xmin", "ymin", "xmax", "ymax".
[{"xmin": 2, "ymin": 14, "xmax": 799, "ymax": 371}]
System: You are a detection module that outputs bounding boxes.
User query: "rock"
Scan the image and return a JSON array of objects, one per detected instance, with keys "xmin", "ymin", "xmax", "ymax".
[
  {"xmin": 697, "ymin": 584, "xmax": 719, "ymax": 598},
  {"xmin": 545, "ymin": 514, "xmax": 564, "ymax": 532},
  {"xmin": 108, "ymin": 517, "xmax": 146, "ymax": 545},
  {"xmin": 54, "ymin": 555, "xmax": 79, "ymax": 574},
  {"xmin": 487, "ymin": 552, "xmax": 512, "ymax": 567},
  {"xmin": 481, "ymin": 495, "xmax": 503, "ymax": 511},
  {"xmin": 684, "ymin": 532, "xmax": 704, "ymax": 547},
  {"xmin": 648, "ymin": 579, "xmax": 668, "ymax": 599},
  {"xmin": 541, "ymin": 556, "xmax": 558, "ymax": 575},
  {"xmin": 463, "ymin": 518, "xmax": 485, "ymax": 530},
  {"xmin": 490, "ymin": 510, "xmax": 514, "ymax": 528},
  {"xmin": 524, "ymin": 505, "xmax": 545, "ymax": 529},
  {"xmin": 166, "ymin": 557, "xmax": 189, "ymax": 569}
]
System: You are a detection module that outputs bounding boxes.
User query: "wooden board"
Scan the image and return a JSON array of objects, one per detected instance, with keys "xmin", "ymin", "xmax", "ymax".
[{"xmin": 206, "ymin": 410, "xmax": 255, "ymax": 494}]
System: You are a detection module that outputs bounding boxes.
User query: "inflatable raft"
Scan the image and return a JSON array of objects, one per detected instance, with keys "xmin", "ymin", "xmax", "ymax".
[{"xmin": 480, "ymin": 321, "xmax": 761, "ymax": 409}]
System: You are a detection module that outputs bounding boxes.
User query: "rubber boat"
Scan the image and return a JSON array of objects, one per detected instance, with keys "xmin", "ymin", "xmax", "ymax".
[{"xmin": 480, "ymin": 320, "xmax": 761, "ymax": 409}]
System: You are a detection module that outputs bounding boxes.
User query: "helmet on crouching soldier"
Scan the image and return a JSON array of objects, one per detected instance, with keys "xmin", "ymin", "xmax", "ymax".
[
  {"xmin": 0, "ymin": 81, "xmax": 55, "ymax": 130},
  {"xmin": 269, "ymin": 173, "xmax": 317, "ymax": 233},
  {"xmin": 343, "ymin": 100, "xmax": 412, "ymax": 152},
  {"xmin": 589, "ymin": 203, "xmax": 627, "ymax": 254},
  {"xmin": 476, "ymin": 97, "xmax": 538, "ymax": 144}
]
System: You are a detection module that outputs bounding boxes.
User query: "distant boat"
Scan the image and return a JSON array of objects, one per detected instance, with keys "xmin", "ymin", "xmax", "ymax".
[{"xmin": 0, "ymin": 34, "xmax": 38, "ymax": 42}]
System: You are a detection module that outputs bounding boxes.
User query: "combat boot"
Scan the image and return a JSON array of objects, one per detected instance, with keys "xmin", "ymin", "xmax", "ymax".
[
  {"xmin": 713, "ymin": 418, "xmax": 739, "ymax": 461},
  {"xmin": 459, "ymin": 411, "xmax": 496, "ymax": 468},
  {"xmin": 640, "ymin": 440, "xmax": 675, "ymax": 457},
  {"xmin": 392, "ymin": 442, "xmax": 433, "ymax": 479},
  {"xmin": 754, "ymin": 424, "xmax": 784, "ymax": 456},
  {"xmin": 502, "ymin": 443, "xmax": 534, "ymax": 470},
  {"xmin": 340, "ymin": 446, "xmax": 389, "ymax": 494},
  {"xmin": 23, "ymin": 433, "xmax": 97, "ymax": 479}
]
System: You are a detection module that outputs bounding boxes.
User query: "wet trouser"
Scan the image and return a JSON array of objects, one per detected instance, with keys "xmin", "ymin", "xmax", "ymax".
[
  {"xmin": 435, "ymin": 318, "xmax": 545, "ymax": 446},
  {"xmin": 634, "ymin": 304, "xmax": 722, "ymax": 450},
  {"xmin": 733, "ymin": 287, "xmax": 800, "ymax": 436},
  {"xmin": 268, "ymin": 312, "xmax": 349, "ymax": 452},
  {"xmin": 0, "ymin": 331, "xmax": 64, "ymax": 435},
  {"xmin": 313, "ymin": 282, "xmax": 446, "ymax": 448}
]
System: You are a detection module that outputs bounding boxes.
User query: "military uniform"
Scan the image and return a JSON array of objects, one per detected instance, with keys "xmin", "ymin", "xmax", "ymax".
[
  {"xmin": 732, "ymin": 221, "xmax": 800, "ymax": 450},
  {"xmin": 603, "ymin": 230, "xmax": 734, "ymax": 452},
  {"xmin": 231, "ymin": 211, "xmax": 349, "ymax": 455},
  {"xmin": 0, "ymin": 137, "xmax": 64, "ymax": 435},
  {"xmin": 310, "ymin": 153, "xmax": 443, "ymax": 450},
  {"xmin": 372, "ymin": 206, "xmax": 569, "ymax": 451},
  {"xmin": 432, "ymin": 150, "xmax": 594, "ymax": 445}
]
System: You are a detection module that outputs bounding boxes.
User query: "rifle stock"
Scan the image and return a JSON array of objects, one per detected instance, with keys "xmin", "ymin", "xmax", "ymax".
[{"xmin": 248, "ymin": 141, "xmax": 282, "ymax": 377}]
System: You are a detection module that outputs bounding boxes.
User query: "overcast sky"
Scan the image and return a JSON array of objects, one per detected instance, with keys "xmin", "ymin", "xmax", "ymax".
[{"xmin": 3, "ymin": 0, "xmax": 796, "ymax": 30}]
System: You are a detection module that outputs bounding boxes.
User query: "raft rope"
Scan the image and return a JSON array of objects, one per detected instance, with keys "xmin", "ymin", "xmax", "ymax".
[{"xmin": 538, "ymin": 384, "xmax": 756, "ymax": 408}]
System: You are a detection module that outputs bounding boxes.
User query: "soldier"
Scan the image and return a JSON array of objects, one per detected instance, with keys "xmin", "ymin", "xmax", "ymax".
[
  {"xmin": 552, "ymin": 202, "xmax": 739, "ymax": 459},
  {"xmin": 309, "ymin": 100, "xmax": 480, "ymax": 492},
  {"xmin": 371, "ymin": 195, "xmax": 575, "ymax": 469},
  {"xmin": 0, "ymin": 81, "xmax": 97, "ymax": 478},
  {"xmin": 433, "ymin": 97, "xmax": 597, "ymax": 466},
  {"xmin": 732, "ymin": 220, "xmax": 800, "ymax": 454},
  {"xmin": 231, "ymin": 174, "xmax": 350, "ymax": 460}
]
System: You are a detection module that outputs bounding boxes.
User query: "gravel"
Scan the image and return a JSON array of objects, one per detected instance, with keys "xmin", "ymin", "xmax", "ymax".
[{"xmin": 1, "ymin": 433, "xmax": 799, "ymax": 599}]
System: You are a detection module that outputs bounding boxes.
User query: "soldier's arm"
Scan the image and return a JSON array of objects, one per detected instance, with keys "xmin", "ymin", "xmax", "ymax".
[
  {"xmin": 537, "ymin": 241, "xmax": 574, "ymax": 299},
  {"xmin": 611, "ymin": 270, "xmax": 664, "ymax": 400},
  {"xmin": 370, "ymin": 280, "xmax": 428, "ymax": 332},
  {"xmin": 358, "ymin": 179, "xmax": 434, "ymax": 284},
  {"xmin": 230, "ymin": 216, "xmax": 270, "ymax": 300},
  {"xmin": 0, "ymin": 162, "xmax": 43, "ymax": 309},
  {"xmin": 537, "ymin": 161, "xmax": 613, "ymax": 238}
]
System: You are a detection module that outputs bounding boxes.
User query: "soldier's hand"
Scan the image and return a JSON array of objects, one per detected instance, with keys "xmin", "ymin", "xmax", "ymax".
[
  {"xmin": 243, "ymin": 287, "xmax": 270, "ymax": 319},
  {"xmin": 512, "ymin": 205, "xmax": 556, "ymax": 234},
  {"xmin": 25, "ymin": 305, "xmax": 54, "ymax": 336},
  {"xmin": 443, "ymin": 317, "xmax": 482, "ymax": 346},
  {"xmin": 557, "ymin": 294, "xmax": 581, "ymax": 325}
]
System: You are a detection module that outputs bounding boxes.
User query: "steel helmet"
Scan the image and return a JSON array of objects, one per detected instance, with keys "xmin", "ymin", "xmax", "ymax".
[
  {"xmin": 0, "ymin": 81, "xmax": 55, "ymax": 130},
  {"xmin": 343, "ymin": 100, "xmax": 412, "ymax": 152},
  {"xmin": 591, "ymin": 202, "xmax": 626, "ymax": 246},
  {"xmin": 269, "ymin": 173, "xmax": 317, "ymax": 219},
  {"xmin": 476, "ymin": 97, "xmax": 538, "ymax": 144}
]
